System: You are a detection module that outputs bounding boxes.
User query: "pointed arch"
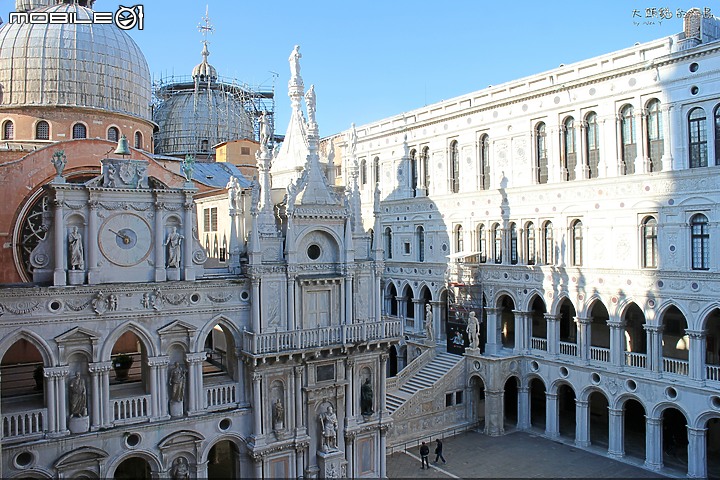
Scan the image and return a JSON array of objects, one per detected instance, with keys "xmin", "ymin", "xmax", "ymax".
[
  {"xmin": 194, "ymin": 314, "xmax": 242, "ymax": 352},
  {"xmin": 101, "ymin": 321, "xmax": 157, "ymax": 361},
  {"xmin": 0, "ymin": 329, "xmax": 56, "ymax": 366}
]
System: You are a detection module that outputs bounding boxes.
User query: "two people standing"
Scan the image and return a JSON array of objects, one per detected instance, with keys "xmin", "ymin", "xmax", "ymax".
[{"xmin": 419, "ymin": 438, "xmax": 446, "ymax": 469}]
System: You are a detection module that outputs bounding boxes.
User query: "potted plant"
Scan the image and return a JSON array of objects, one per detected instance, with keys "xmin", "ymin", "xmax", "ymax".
[
  {"xmin": 112, "ymin": 354, "xmax": 134, "ymax": 381},
  {"xmin": 33, "ymin": 365, "xmax": 44, "ymax": 391}
]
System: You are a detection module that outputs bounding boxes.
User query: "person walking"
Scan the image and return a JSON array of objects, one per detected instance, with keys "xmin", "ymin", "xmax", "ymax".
[
  {"xmin": 419, "ymin": 441, "xmax": 430, "ymax": 469},
  {"xmin": 433, "ymin": 438, "xmax": 446, "ymax": 464}
]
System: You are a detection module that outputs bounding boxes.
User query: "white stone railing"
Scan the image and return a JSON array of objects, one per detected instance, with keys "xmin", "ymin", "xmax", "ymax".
[
  {"xmin": 243, "ymin": 319, "xmax": 402, "ymax": 355},
  {"xmin": 530, "ymin": 337, "xmax": 547, "ymax": 351},
  {"xmin": 707, "ymin": 364, "xmax": 720, "ymax": 382},
  {"xmin": 205, "ymin": 383, "xmax": 236, "ymax": 410},
  {"xmin": 625, "ymin": 352, "xmax": 647, "ymax": 369},
  {"xmin": 2, "ymin": 408, "xmax": 46, "ymax": 439},
  {"xmin": 590, "ymin": 346, "xmax": 610, "ymax": 362},
  {"xmin": 387, "ymin": 347, "xmax": 436, "ymax": 391},
  {"xmin": 559, "ymin": 341, "xmax": 577, "ymax": 357},
  {"xmin": 112, "ymin": 394, "xmax": 150, "ymax": 423},
  {"xmin": 663, "ymin": 357, "xmax": 689, "ymax": 376}
]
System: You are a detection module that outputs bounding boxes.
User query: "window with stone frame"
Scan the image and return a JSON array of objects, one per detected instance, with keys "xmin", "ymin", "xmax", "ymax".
[
  {"xmin": 585, "ymin": 112, "xmax": 600, "ymax": 178},
  {"xmin": 621, "ymin": 105, "xmax": 636, "ymax": 174},
  {"xmin": 646, "ymin": 99, "xmax": 664, "ymax": 172},
  {"xmin": 691, "ymin": 213, "xmax": 709, "ymax": 270},
  {"xmin": 36, "ymin": 120, "xmax": 50, "ymax": 140},
  {"xmin": 571, "ymin": 219, "xmax": 583, "ymax": 266},
  {"xmin": 72, "ymin": 122, "xmax": 86, "ymax": 139},
  {"xmin": 449, "ymin": 140, "xmax": 460, "ymax": 193},
  {"xmin": 563, "ymin": 117, "xmax": 577, "ymax": 180},
  {"xmin": 642, "ymin": 216, "xmax": 658, "ymax": 269},
  {"xmin": 535, "ymin": 123, "xmax": 548, "ymax": 184}
]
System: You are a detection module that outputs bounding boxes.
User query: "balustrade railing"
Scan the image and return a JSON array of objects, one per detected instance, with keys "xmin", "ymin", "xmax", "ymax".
[
  {"xmin": 663, "ymin": 357, "xmax": 689, "ymax": 376},
  {"xmin": 530, "ymin": 337, "xmax": 547, "ymax": 351},
  {"xmin": 590, "ymin": 346, "xmax": 610, "ymax": 362},
  {"xmin": 112, "ymin": 394, "xmax": 150, "ymax": 423},
  {"xmin": 243, "ymin": 319, "xmax": 402, "ymax": 355},
  {"xmin": 708, "ymin": 364, "xmax": 720, "ymax": 382},
  {"xmin": 2, "ymin": 408, "xmax": 46, "ymax": 439},
  {"xmin": 205, "ymin": 383, "xmax": 236, "ymax": 410},
  {"xmin": 625, "ymin": 352, "xmax": 647, "ymax": 369},
  {"xmin": 559, "ymin": 341, "xmax": 577, "ymax": 357}
]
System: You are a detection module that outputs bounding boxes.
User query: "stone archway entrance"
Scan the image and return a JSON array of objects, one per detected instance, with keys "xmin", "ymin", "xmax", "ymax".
[{"xmin": 114, "ymin": 457, "xmax": 151, "ymax": 480}]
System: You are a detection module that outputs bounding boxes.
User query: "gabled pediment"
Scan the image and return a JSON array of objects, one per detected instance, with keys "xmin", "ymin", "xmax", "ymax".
[
  {"xmin": 158, "ymin": 320, "xmax": 197, "ymax": 337},
  {"xmin": 158, "ymin": 430, "xmax": 205, "ymax": 449},
  {"xmin": 54, "ymin": 446, "xmax": 108, "ymax": 468},
  {"xmin": 55, "ymin": 327, "xmax": 100, "ymax": 345}
]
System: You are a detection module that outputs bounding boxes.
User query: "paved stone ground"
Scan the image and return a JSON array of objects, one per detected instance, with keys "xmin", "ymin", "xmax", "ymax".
[{"xmin": 387, "ymin": 430, "xmax": 677, "ymax": 478}]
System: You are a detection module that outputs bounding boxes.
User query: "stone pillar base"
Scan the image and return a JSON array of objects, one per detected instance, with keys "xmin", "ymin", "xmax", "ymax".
[
  {"xmin": 68, "ymin": 415, "xmax": 89, "ymax": 434},
  {"xmin": 68, "ymin": 270, "xmax": 85, "ymax": 285},
  {"xmin": 166, "ymin": 268, "xmax": 180, "ymax": 281},
  {"xmin": 317, "ymin": 449, "xmax": 346, "ymax": 479},
  {"xmin": 169, "ymin": 400, "xmax": 184, "ymax": 417}
]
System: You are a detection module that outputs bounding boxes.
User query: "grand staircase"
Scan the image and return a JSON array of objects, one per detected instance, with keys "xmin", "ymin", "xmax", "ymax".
[{"xmin": 386, "ymin": 352, "xmax": 463, "ymax": 414}]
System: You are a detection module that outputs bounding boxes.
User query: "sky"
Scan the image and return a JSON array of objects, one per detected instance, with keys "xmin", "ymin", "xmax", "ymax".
[{"xmin": 36, "ymin": 1, "xmax": 715, "ymax": 136}]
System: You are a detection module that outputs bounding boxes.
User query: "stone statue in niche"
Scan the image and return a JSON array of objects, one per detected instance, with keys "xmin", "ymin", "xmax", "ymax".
[
  {"xmin": 360, "ymin": 377, "xmax": 374, "ymax": 416},
  {"xmin": 68, "ymin": 226, "xmax": 84, "ymax": 270},
  {"xmin": 69, "ymin": 372, "xmax": 87, "ymax": 417},
  {"xmin": 319, "ymin": 405, "xmax": 338, "ymax": 452},
  {"xmin": 272, "ymin": 398, "xmax": 285, "ymax": 431},
  {"xmin": 165, "ymin": 227, "xmax": 184, "ymax": 268},
  {"xmin": 424, "ymin": 303, "xmax": 434, "ymax": 342},
  {"xmin": 169, "ymin": 362, "xmax": 187, "ymax": 403},
  {"xmin": 170, "ymin": 456, "xmax": 190, "ymax": 480}
]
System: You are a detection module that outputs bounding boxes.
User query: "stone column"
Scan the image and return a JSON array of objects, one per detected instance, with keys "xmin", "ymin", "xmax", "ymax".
[
  {"xmin": 101, "ymin": 368, "xmax": 111, "ymax": 427},
  {"xmin": 636, "ymin": 109, "xmax": 648, "ymax": 174},
  {"xmin": 513, "ymin": 311, "xmax": 529, "ymax": 354},
  {"xmin": 484, "ymin": 389, "xmax": 504, "ymax": 436},
  {"xmin": 645, "ymin": 325, "xmax": 662, "ymax": 374},
  {"xmin": 545, "ymin": 392, "xmax": 559, "ymax": 439},
  {"xmin": 545, "ymin": 314, "xmax": 560, "ymax": 356},
  {"xmin": 607, "ymin": 407, "xmax": 624, "ymax": 458},
  {"xmin": 575, "ymin": 316, "xmax": 591, "ymax": 362},
  {"xmin": 374, "ymin": 267, "xmax": 382, "ymax": 322},
  {"xmin": 344, "ymin": 433, "xmax": 355, "ymax": 478},
  {"xmin": 379, "ymin": 426, "xmax": 388, "ymax": 478},
  {"xmin": 575, "ymin": 400, "xmax": 590, "ymax": 447},
  {"xmin": 52, "ymin": 195, "xmax": 66, "ymax": 286},
  {"xmin": 687, "ymin": 426, "xmax": 707, "ymax": 478},
  {"xmin": 548, "ymin": 124, "xmax": 560, "ymax": 183},
  {"xmin": 156, "ymin": 359, "xmax": 170, "ymax": 418},
  {"xmin": 615, "ymin": 113, "xmax": 624, "ymax": 176},
  {"xmin": 88, "ymin": 362, "xmax": 105, "ymax": 429},
  {"xmin": 295, "ymin": 444, "xmax": 307, "ymax": 479},
  {"xmin": 252, "ymin": 371, "xmax": 263, "ymax": 439},
  {"xmin": 195, "ymin": 461, "xmax": 208, "ymax": 479},
  {"xmin": 644, "ymin": 416, "xmax": 663, "ymax": 470},
  {"xmin": 686, "ymin": 330, "xmax": 706, "ymax": 381},
  {"xmin": 661, "ymin": 105, "xmax": 674, "ymax": 170},
  {"xmin": 294, "ymin": 366, "xmax": 305, "ymax": 435},
  {"xmin": 185, "ymin": 352, "xmax": 206, "ymax": 414},
  {"xmin": 577, "ymin": 120, "xmax": 588, "ymax": 180},
  {"xmin": 252, "ymin": 455, "xmax": 263, "ymax": 479},
  {"xmin": 431, "ymin": 300, "xmax": 443, "ymax": 341},
  {"xmin": 251, "ymin": 278, "xmax": 261, "ymax": 333},
  {"xmin": 413, "ymin": 299, "xmax": 423, "ymax": 332},
  {"xmin": 153, "ymin": 198, "xmax": 166, "ymax": 281},
  {"xmin": 147, "ymin": 356, "xmax": 168, "ymax": 419},
  {"xmin": 44, "ymin": 369, "xmax": 57, "ymax": 434},
  {"xmin": 57, "ymin": 368, "xmax": 69, "ymax": 432},
  {"xmin": 517, "ymin": 385, "xmax": 530, "ymax": 430},
  {"xmin": 182, "ymin": 195, "xmax": 195, "ymax": 280},
  {"xmin": 379, "ymin": 354, "xmax": 388, "ymax": 415},
  {"xmin": 87, "ymin": 197, "xmax": 100, "ymax": 282},
  {"xmin": 485, "ymin": 308, "xmax": 500, "ymax": 355},
  {"xmin": 287, "ymin": 273, "xmax": 296, "ymax": 331},
  {"xmin": 607, "ymin": 321, "xmax": 625, "ymax": 367},
  {"xmin": 396, "ymin": 296, "xmax": 406, "ymax": 319},
  {"xmin": 345, "ymin": 359, "xmax": 354, "ymax": 422},
  {"xmin": 345, "ymin": 274, "xmax": 354, "ymax": 325}
]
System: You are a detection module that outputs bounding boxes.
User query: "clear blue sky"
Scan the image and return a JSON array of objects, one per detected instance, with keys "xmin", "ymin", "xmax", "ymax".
[{"xmin": 86, "ymin": 2, "xmax": 712, "ymax": 135}]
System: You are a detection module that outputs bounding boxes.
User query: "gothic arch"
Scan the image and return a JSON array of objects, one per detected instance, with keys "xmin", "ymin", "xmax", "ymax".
[
  {"xmin": 199, "ymin": 433, "xmax": 249, "ymax": 463},
  {"xmin": 101, "ymin": 321, "xmax": 158, "ymax": 361},
  {"xmin": 0, "ymin": 328, "xmax": 57, "ymax": 366},
  {"xmin": 549, "ymin": 293, "xmax": 575, "ymax": 316},
  {"xmin": 616, "ymin": 298, "xmax": 645, "ymax": 322},
  {"xmin": 492, "ymin": 290, "xmax": 517, "ymax": 309},
  {"xmin": 655, "ymin": 301, "xmax": 691, "ymax": 329},
  {"xmin": 582, "ymin": 295, "xmax": 608, "ymax": 319},
  {"xmin": 467, "ymin": 371, "xmax": 488, "ymax": 388},
  {"xmin": 521, "ymin": 291, "xmax": 546, "ymax": 312},
  {"xmin": 698, "ymin": 305, "xmax": 720, "ymax": 330},
  {"xmin": 107, "ymin": 450, "xmax": 163, "ymax": 477},
  {"xmin": 193, "ymin": 314, "xmax": 242, "ymax": 352}
]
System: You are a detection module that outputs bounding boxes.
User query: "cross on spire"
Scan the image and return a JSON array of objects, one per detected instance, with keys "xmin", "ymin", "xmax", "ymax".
[{"xmin": 197, "ymin": 5, "xmax": 214, "ymax": 49}]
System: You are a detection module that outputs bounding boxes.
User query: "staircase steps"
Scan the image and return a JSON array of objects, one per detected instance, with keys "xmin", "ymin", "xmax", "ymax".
[{"xmin": 387, "ymin": 352, "xmax": 462, "ymax": 414}]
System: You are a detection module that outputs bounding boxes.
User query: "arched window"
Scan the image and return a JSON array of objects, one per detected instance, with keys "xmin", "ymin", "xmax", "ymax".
[
  {"xmin": 454, "ymin": 224, "xmax": 464, "ymax": 253},
  {"xmin": 585, "ymin": 112, "xmax": 599, "ymax": 179},
  {"xmin": 384, "ymin": 227, "xmax": 393, "ymax": 260},
  {"xmin": 134, "ymin": 131, "xmax": 143, "ymax": 149},
  {"xmin": 35, "ymin": 120, "xmax": 49, "ymax": 140},
  {"xmin": 369, "ymin": 228, "xmax": 374, "ymax": 251},
  {"xmin": 410, "ymin": 149, "xmax": 418, "ymax": 197},
  {"xmin": 715, "ymin": 105, "xmax": 720, "ymax": 166},
  {"xmin": 2, "ymin": 120, "xmax": 14, "ymax": 140},
  {"xmin": 373, "ymin": 156, "xmax": 380, "ymax": 186},
  {"xmin": 200, "ymin": 139, "xmax": 209, "ymax": 152},
  {"xmin": 360, "ymin": 159, "xmax": 367, "ymax": 185},
  {"xmin": 543, "ymin": 221, "xmax": 554, "ymax": 265},
  {"xmin": 493, "ymin": 223, "xmax": 502, "ymax": 264},
  {"xmin": 476, "ymin": 224, "xmax": 486, "ymax": 263},
  {"xmin": 421, "ymin": 148, "xmax": 430, "ymax": 194},
  {"xmin": 536, "ymin": 123, "xmax": 548, "ymax": 184},
  {"xmin": 691, "ymin": 213, "xmax": 709, "ymax": 270},
  {"xmin": 107, "ymin": 126, "xmax": 119, "ymax": 142},
  {"xmin": 72, "ymin": 123, "xmax": 86, "ymax": 139},
  {"xmin": 416, "ymin": 226, "xmax": 425, "ymax": 262},
  {"xmin": 563, "ymin": 117, "xmax": 576, "ymax": 180},
  {"xmin": 571, "ymin": 220, "xmax": 583, "ymax": 266},
  {"xmin": 526, "ymin": 222, "xmax": 535, "ymax": 265},
  {"xmin": 620, "ymin": 105, "xmax": 636, "ymax": 174},
  {"xmin": 449, "ymin": 140, "xmax": 459, "ymax": 193},
  {"xmin": 509, "ymin": 223, "xmax": 518, "ymax": 265},
  {"xmin": 689, "ymin": 107, "xmax": 708, "ymax": 168},
  {"xmin": 647, "ymin": 99, "xmax": 664, "ymax": 172},
  {"xmin": 642, "ymin": 216, "xmax": 658, "ymax": 268},
  {"xmin": 480, "ymin": 134, "xmax": 490, "ymax": 190}
]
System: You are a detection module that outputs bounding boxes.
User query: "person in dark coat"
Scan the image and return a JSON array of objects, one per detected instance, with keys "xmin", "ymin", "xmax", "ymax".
[
  {"xmin": 434, "ymin": 438, "xmax": 446, "ymax": 463},
  {"xmin": 419, "ymin": 441, "xmax": 430, "ymax": 469}
]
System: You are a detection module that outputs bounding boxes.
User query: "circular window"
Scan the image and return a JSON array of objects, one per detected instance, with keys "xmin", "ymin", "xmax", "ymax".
[
  {"xmin": 125, "ymin": 433, "xmax": 141, "ymax": 448},
  {"xmin": 15, "ymin": 451, "xmax": 33, "ymax": 468},
  {"xmin": 190, "ymin": 293, "xmax": 200, "ymax": 304},
  {"xmin": 240, "ymin": 291, "xmax": 249, "ymax": 301},
  {"xmin": 691, "ymin": 85, "xmax": 699, "ymax": 95},
  {"xmin": 591, "ymin": 373, "xmax": 601, "ymax": 384},
  {"xmin": 307, "ymin": 244, "xmax": 321, "ymax": 260},
  {"xmin": 530, "ymin": 361, "xmax": 539, "ymax": 372},
  {"xmin": 49, "ymin": 300, "xmax": 62, "ymax": 312},
  {"xmin": 690, "ymin": 62, "xmax": 699, "ymax": 72},
  {"xmin": 219, "ymin": 418, "xmax": 232, "ymax": 431},
  {"xmin": 666, "ymin": 387, "xmax": 678, "ymax": 400},
  {"xmin": 712, "ymin": 396, "xmax": 720, "ymax": 410},
  {"xmin": 559, "ymin": 366, "xmax": 569, "ymax": 378},
  {"xmin": 626, "ymin": 379, "xmax": 637, "ymax": 392}
]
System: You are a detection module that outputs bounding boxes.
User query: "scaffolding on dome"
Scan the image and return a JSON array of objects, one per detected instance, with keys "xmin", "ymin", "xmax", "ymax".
[{"xmin": 152, "ymin": 74, "xmax": 275, "ymax": 161}]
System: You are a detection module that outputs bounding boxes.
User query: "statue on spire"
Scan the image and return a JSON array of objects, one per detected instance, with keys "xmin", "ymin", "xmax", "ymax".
[
  {"xmin": 259, "ymin": 112, "xmax": 272, "ymax": 152},
  {"xmin": 348, "ymin": 123, "xmax": 358, "ymax": 157},
  {"xmin": 289, "ymin": 45, "xmax": 302, "ymax": 79},
  {"xmin": 305, "ymin": 85, "xmax": 316, "ymax": 125}
]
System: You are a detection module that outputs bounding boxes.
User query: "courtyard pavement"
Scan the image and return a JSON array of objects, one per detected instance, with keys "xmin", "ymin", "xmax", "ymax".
[{"xmin": 387, "ymin": 430, "xmax": 677, "ymax": 478}]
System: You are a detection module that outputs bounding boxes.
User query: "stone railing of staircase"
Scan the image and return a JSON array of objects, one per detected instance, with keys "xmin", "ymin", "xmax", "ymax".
[
  {"xmin": 386, "ymin": 347, "xmax": 437, "ymax": 391},
  {"xmin": 387, "ymin": 354, "xmax": 469, "ymax": 447}
]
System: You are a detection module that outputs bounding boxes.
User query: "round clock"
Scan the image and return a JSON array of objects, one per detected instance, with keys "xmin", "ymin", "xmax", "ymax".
[{"xmin": 98, "ymin": 213, "xmax": 153, "ymax": 267}]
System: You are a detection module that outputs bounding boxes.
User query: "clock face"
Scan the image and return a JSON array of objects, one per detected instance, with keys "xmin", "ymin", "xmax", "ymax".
[{"xmin": 98, "ymin": 213, "xmax": 153, "ymax": 267}]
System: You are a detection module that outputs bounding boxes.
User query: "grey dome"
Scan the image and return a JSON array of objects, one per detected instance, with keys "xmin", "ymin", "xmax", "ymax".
[
  {"xmin": 15, "ymin": 0, "xmax": 54, "ymax": 12},
  {"xmin": 0, "ymin": 3, "xmax": 151, "ymax": 120}
]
